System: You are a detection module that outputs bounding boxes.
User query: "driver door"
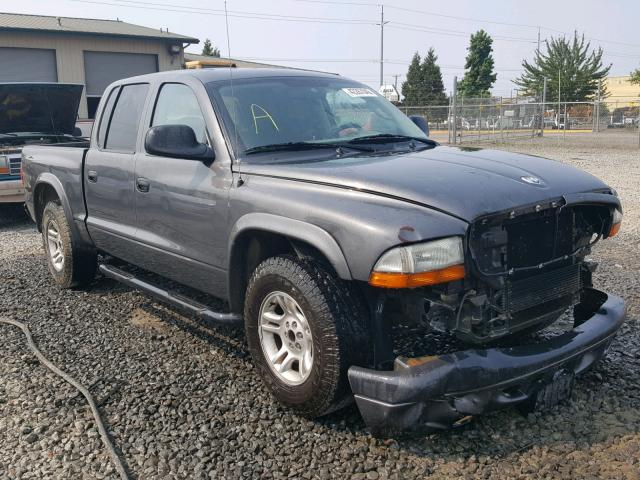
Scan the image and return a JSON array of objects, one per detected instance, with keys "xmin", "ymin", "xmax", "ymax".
[{"xmin": 133, "ymin": 82, "xmax": 230, "ymax": 297}]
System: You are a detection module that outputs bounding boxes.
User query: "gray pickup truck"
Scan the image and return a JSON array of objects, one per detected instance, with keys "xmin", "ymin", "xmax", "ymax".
[{"xmin": 22, "ymin": 68, "xmax": 625, "ymax": 435}]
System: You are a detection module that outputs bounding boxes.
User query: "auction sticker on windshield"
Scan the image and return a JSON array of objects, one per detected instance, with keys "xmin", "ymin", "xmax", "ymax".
[{"xmin": 342, "ymin": 87, "xmax": 377, "ymax": 97}]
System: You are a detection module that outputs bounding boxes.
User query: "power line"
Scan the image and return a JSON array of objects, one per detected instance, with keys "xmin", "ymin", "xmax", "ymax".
[
  {"xmin": 70, "ymin": 0, "xmax": 639, "ymax": 79},
  {"xmin": 386, "ymin": 5, "xmax": 547, "ymax": 31},
  {"xmin": 388, "ymin": 22, "xmax": 537, "ymax": 43},
  {"xmin": 295, "ymin": 0, "xmax": 640, "ymax": 51},
  {"xmin": 78, "ymin": 0, "xmax": 542, "ymax": 45},
  {"xmin": 294, "ymin": 0, "xmax": 381, "ymax": 7},
  {"xmin": 114, "ymin": 0, "xmax": 376, "ymax": 23},
  {"xmin": 296, "ymin": 0, "xmax": 564, "ymax": 32},
  {"xmin": 235, "ymin": 57, "xmax": 524, "ymax": 72},
  {"xmin": 72, "ymin": 0, "xmax": 379, "ymax": 24},
  {"xmin": 236, "ymin": 57, "xmax": 378, "ymax": 63}
]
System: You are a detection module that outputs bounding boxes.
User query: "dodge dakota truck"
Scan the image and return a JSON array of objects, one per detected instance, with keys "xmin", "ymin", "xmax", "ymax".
[
  {"xmin": 0, "ymin": 83, "xmax": 83, "ymax": 204},
  {"xmin": 22, "ymin": 69, "xmax": 625, "ymax": 435}
]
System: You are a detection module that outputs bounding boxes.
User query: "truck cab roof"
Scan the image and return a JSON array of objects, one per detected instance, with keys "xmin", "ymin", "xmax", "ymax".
[{"xmin": 110, "ymin": 67, "xmax": 342, "ymax": 87}]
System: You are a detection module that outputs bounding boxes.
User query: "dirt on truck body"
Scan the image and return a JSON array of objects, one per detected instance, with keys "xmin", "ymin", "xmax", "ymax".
[{"xmin": 21, "ymin": 68, "xmax": 625, "ymax": 436}]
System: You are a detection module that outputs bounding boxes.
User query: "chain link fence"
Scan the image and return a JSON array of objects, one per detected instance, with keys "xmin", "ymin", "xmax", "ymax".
[{"xmin": 400, "ymin": 98, "xmax": 640, "ymax": 147}]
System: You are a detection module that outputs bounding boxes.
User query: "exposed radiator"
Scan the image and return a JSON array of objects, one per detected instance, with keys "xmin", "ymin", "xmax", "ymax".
[{"xmin": 501, "ymin": 264, "xmax": 581, "ymax": 314}]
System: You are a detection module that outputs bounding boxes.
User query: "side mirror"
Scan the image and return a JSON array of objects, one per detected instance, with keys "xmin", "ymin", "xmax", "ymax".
[
  {"xmin": 73, "ymin": 127, "xmax": 83, "ymax": 137},
  {"xmin": 145, "ymin": 124, "xmax": 214, "ymax": 162},
  {"xmin": 409, "ymin": 115, "xmax": 429, "ymax": 137}
]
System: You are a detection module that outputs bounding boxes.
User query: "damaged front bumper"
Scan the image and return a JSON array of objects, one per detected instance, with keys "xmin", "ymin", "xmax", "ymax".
[{"xmin": 348, "ymin": 288, "xmax": 625, "ymax": 435}]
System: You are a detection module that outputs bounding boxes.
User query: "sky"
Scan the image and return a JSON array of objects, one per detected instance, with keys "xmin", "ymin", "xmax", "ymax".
[{"xmin": 4, "ymin": 0, "xmax": 640, "ymax": 98}]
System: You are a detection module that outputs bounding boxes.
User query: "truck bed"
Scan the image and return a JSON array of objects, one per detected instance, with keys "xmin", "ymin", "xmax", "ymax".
[{"xmin": 22, "ymin": 142, "xmax": 90, "ymax": 228}]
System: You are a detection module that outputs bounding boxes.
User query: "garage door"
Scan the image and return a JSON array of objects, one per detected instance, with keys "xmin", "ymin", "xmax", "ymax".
[
  {"xmin": 0, "ymin": 47, "xmax": 58, "ymax": 82},
  {"xmin": 84, "ymin": 51, "xmax": 158, "ymax": 96}
]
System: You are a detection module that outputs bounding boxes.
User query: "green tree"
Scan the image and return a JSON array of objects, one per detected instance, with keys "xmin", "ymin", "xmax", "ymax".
[
  {"xmin": 631, "ymin": 68, "xmax": 640, "ymax": 86},
  {"xmin": 401, "ymin": 48, "xmax": 448, "ymax": 107},
  {"xmin": 401, "ymin": 52, "xmax": 423, "ymax": 105},
  {"xmin": 421, "ymin": 48, "xmax": 448, "ymax": 106},
  {"xmin": 458, "ymin": 30, "xmax": 497, "ymax": 97},
  {"xmin": 201, "ymin": 38, "xmax": 221, "ymax": 57},
  {"xmin": 514, "ymin": 33, "xmax": 611, "ymax": 102}
]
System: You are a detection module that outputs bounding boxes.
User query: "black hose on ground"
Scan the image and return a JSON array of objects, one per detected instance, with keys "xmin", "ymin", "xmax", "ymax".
[{"xmin": 0, "ymin": 317, "xmax": 130, "ymax": 480}]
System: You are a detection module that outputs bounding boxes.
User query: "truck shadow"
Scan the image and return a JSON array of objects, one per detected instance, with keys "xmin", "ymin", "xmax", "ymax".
[
  {"xmin": 0, "ymin": 204, "xmax": 32, "ymax": 230},
  {"xmin": 82, "ymin": 265, "xmax": 640, "ymax": 465},
  {"xmin": 116, "ymin": 279, "xmax": 640, "ymax": 462},
  {"xmin": 137, "ymin": 301, "xmax": 248, "ymax": 361}
]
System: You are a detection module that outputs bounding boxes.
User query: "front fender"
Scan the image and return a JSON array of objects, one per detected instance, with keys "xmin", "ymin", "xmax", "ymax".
[{"xmin": 229, "ymin": 212, "xmax": 352, "ymax": 279}]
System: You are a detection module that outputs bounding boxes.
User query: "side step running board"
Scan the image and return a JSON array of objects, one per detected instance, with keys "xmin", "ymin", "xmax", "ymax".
[{"xmin": 98, "ymin": 264, "xmax": 243, "ymax": 326}]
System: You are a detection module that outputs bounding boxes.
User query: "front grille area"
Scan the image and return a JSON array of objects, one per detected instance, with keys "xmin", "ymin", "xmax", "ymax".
[
  {"xmin": 8, "ymin": 155, "xmax": 21, "ymax": 176},
  {"xmin": 502, "ymin": 263, "xmax": 581, "ymax": 313},
  {"xmin": 460, "ymin": 202, "xmax": 611, "ymax": 341},
  {"xmin": 470, "ymin": 202, "xmax": 611, "ymax": 276}
]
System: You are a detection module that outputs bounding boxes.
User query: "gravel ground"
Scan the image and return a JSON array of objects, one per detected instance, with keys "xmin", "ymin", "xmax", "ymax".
[{"xmin": 1, "ymin": 131, "xmax": 639, "ymax": 479}]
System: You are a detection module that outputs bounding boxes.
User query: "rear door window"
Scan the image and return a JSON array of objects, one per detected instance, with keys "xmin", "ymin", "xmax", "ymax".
[
  {"xmin": 104, "ymin": 83, "xmax": 149, "ymax": 152},
  {"xmin": 97, "ymin": 87, "xmax": 118, "ymax": 149}
]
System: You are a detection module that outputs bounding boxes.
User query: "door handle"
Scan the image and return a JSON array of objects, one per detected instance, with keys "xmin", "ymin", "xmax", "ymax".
[
  {"xmin": 136, "ymin": 177, "xmax": 150, "ymax": 193},
  {"xmin": 87, "ymin": 170, "xmax": 98, "ymax": 183}
]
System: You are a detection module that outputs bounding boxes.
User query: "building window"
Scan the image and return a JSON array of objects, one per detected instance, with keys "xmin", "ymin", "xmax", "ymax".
[{"xmin": 87, "ymin": 97, "xmax": 102, "ymax": 120}]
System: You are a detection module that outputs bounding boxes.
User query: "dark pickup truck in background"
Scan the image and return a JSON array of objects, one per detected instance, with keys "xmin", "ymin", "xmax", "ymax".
[
  {"xmin": 22, "ymin": 68, "xmax": 625, "ymax": 435},
  {"xmin": 0, "ymin": 83, "xmax": 83, "ymax": 204}
]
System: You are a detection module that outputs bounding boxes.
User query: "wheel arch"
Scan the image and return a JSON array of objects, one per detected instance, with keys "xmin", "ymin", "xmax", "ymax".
[
  {"xmin": 227, "ymin": 213, "xmax": 352, "ymax": 313},
  {"xmin": 33, "ymin": 175, "xmax": 68, "ymax": 232},
  {"xmin": 33, "ymin": 173, "xmax": 93, "ymax": 250}
]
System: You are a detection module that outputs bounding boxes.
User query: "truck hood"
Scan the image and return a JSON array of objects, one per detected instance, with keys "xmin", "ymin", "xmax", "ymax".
[
  {"xmin": 0, "ymin": 83, "xmax": 83, "ymax": 135},
  {"xmin": 239, "ymin": 146, "xmax": 610, "ymax": 222}
]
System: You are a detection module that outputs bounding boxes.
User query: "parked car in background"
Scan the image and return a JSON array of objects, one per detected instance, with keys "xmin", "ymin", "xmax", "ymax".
[
  {"xmin": 485, "ymin": 115, "xmax": 501, "ymax": 129},
  {"xmin": 0, "ymin": 83, "xmax": 84, "ymax": 205},
  {"xmin": 22, "ymin": 69, "xmax": 625, "ymax": 435}
]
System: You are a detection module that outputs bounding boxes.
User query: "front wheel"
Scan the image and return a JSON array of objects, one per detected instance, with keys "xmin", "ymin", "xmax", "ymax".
[{"xmin": 244, "ymin": 255, "xmax": 370, "ymax": 418}]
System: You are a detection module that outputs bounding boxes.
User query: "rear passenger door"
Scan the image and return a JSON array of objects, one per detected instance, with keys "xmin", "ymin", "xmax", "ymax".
[{"xmin": 84, "ymin": 83, "xmax": 149, "ymax": 258}]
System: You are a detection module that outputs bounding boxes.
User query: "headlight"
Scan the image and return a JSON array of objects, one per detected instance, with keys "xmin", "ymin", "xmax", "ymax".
[
  {"xmin": 369, "ymin": 237, "xmax": 465, "ymax": 288},
  {"xmin": 0, "ymin": 155, "xmax": 8, "ymax": 175},
  {"xmin": 608, "ymin": 208, "xmax": 622, "ymax": 238}
]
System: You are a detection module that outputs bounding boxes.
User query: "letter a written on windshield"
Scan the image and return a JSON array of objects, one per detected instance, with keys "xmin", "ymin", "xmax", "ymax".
[{"xmin": 251, "ymin": 104, "xmax": 279, "ymax": 134}]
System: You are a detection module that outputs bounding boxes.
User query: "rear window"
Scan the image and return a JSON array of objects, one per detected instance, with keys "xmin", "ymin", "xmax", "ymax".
[
  {"xmin": 103, "ymin": 83, "xmax": 149, "ymax": 152},
  {"xmin": 97, "ymin": 87, "xmax": 118, "ymax": 149}
]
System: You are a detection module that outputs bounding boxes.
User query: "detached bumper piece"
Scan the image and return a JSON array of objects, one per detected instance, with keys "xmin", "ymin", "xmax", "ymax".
[{"xmin": 348, "ymin": 289, "xmax": 625, "ymax": 436}]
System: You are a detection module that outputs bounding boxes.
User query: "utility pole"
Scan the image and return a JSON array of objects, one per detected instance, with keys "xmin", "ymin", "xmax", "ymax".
[
  {"xmin": 379, "ymin": 5, "xmax": 388, "ymax": 88},
  {"xmin": 537, "ymin": 27, "xmax": 541, "ymax": 55},
  {"xmin": 594, "ymin": 80, "xmax": 601, "ymax": 133},
  {"xmin": 540, "ymin": 77, "xmax": 547, "ymax": 137},
  {"xmin": 558, "ymin": 69, "xmax": 561, "ymax": 128},
  {"xmin": 393, "ymin": 74, "xmax": 399, "ymax": 89},
  {"xmin": 451, "ymin": 76, "xmax": 458, "ymax": 145}
]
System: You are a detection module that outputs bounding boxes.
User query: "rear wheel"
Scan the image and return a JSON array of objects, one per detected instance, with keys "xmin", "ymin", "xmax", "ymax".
[
  {"xmin": 41, "ymin": 201, "xmax": 97, "ymax": 288},
  {"xmin": 244, "ymin": 255, "xmax": 370, "ymax": 417}
]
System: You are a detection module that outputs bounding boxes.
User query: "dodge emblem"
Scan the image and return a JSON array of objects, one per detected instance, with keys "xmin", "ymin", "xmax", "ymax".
[{"xmin": 521, "ymin": 175, "xmax": 541, "ymax": 185}]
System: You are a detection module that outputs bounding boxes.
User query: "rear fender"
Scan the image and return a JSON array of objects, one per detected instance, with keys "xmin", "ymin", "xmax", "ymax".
[{"xmin": 33, "ymin": 173, "xmax": 92, "ymax": 247}]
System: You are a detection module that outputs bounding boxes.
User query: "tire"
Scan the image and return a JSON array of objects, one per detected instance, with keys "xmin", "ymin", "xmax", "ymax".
[
  {"xmin": 244, "ymin": 255, "xmax": 370, "ymax": 418},
  {"xmin": 41, "ymin": 201, "xmax": 97, "ymax": 289}
]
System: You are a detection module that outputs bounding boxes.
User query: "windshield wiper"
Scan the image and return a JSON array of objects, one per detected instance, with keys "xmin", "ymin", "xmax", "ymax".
[
  {"xmin": 244, "ymin": 141, "xmax": 373, "ymax": 154},
  {"xmin": 347, "ymin": 134, "xmax": 436, "ymax": 146}
]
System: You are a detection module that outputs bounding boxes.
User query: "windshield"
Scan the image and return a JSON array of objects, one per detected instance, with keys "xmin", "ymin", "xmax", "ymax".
[{"xmin": 206, "ymin": 76, "xmax": 427, "ymax": 157}]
